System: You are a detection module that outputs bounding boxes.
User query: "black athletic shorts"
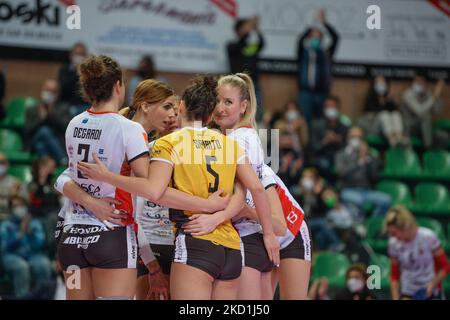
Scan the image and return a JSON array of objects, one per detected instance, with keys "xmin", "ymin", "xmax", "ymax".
[
  {"xmin": 137, "ymin": 244, "xmax": 174, "ymax": 277},
  {"xmin": 57, "ymin": 224, "xmax": 138, "ymax": 271},
  {"xmin": 280, "ymin": 221, "xmax": 312, "ymax": 261},
  {"xmin": 173, "ymin": 233, "xmax": 242, "ymax": 281},
  {"xmin": 241, "ymin": 232, "xmax": 275, "ymax": 273}
]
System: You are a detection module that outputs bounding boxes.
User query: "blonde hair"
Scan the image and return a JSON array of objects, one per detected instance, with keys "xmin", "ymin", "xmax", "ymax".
[
  {"xmin": 383, "ymin": 205, "xmax": 417, "ymax": 232},
  {"xmin": 120, "ymin": 79, "xmax": 174, "ymax": 119},
  {"xmin": 218, "ymin": 73, "xmax": 257, "ymax": 128}
]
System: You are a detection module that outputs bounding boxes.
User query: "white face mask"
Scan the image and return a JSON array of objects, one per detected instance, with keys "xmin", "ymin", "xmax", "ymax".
[
  {"xmin": 286, "ymin": 110, "xmax": 300, "ymax": 122},
  {"xmin": 324, "ymin": 108, "xmax": 339, "ymax": 120},
  {"xmin": 349, "ymin": 137, "xmax": 361, "ymax": 150},
  {"xmin": 12, "ymin": 206, "xmax": 28, "ymax": 220},
  {"xmin": 374, "ymin": 82, "xmax": 387, "ymax": 96},
  {"xmin": 412, "ymin": 83, "xmax": 424, "ymax": 94},
  {"xmin": 301, "ymin": 178, "xmax": 314, "ymax": 191},
  {"xmin": 72, "ymin": 54, "xmax": 84, "ymax": 66},
  {"xmin": 347, "ymin": 278, "xmax": 365, "ymax": 293},
  {"xmin": 41, "ymin": 90, "xmax": 57, "ymax": 105}
]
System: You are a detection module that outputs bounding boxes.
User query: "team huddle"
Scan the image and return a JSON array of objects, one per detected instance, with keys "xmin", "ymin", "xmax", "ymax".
[{"xmin": 53, "ymin": 55, "xmax": 311, "ymax": 300}]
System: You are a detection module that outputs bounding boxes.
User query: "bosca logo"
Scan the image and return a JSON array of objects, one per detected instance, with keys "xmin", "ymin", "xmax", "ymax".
[{"xmin": 0, "ymin": 0, "xmax": 60, "ymax": 26}]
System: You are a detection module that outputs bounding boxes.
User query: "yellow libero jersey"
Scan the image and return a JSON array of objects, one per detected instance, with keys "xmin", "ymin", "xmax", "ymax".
[{"xmin": 151, "ymin": 126, "xmax": 246, "ymax": 250}]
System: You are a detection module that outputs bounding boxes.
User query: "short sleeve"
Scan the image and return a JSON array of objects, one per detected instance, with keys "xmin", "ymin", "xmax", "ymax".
[
  {"xmin": 151, "ymin": 137, "xmax": 175, "ymax": 166},
  {"xmin": 387, "ymin": 238, "xmax": 398, "ymax": 258},
  {"xmin": 125, "ymin": 123, "xmax": 149, "ymax": 163},
  {"xmin": 427, "ymin": 231, "xmax": 441, "ymax": 251},
  {"xmin": 261, "ymin": 164, "xmax": 276, "ymax": 189}
]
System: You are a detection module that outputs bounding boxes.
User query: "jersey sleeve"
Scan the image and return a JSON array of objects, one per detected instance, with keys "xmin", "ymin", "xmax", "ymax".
[
  {"xmin": 125, "ymin": 123, "xmax": 150, "ymax": 163},
  {"xmin": 261, "ymin": 164, "xmax": 277, "ymax": 189},
  {"xmin": 151, "ymin": 137, "xmax": 175, "ymax": 166},
  {"xmin": 387, "ymin": 238, "xmax": 398, "ymax": 258},
  {"xmin": 427, "ymin": 231, "xmax": 441, "ymax": 251},
  {"xmin": 235, "ymin": 141, "xmax": 247, "ymax": 165}
]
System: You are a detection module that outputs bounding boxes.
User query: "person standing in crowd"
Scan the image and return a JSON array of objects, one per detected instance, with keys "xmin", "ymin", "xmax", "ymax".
[
  {"xmin": 335, "ymin": 264, "xmax": 377, "ymax": 300},
  {"xmin": 310, "ymin": 96, "xmax": 349, "ymax": 181},
  {"xmin": 0, "ymin": 153, "xmax": 28, "ymax": 221},
  {"xmin": 335, "ymin": 127, "xmax": 391, "ymax": 217},
  {"xmin": 401, "ymin": 72, "xmax": 445, "ymax": 148},
  {"xmin": 24, "ymin": 79, "xmax": 70, "ymax": 166},
  {"xmin": 227, "ymin": 16, "xmax": 265, "ymax": 123},
  {"xmin": 0, "ymin": 195, "xmax": 53, "ymax": 298},
  {"xmin": 297, "ymin": 8, "xmax": 339, "ymax": 129},
  {"xmin": 127, "ymin": 55, "xmax": 167, "ymax": 105},
  {"xmin": 58, "ymin": 42, "xmax": 89, "ymax": 114},
  {"xmin": 385, "ymin": 206, "xmax": 449, "ymax": 300},
  {"xmin": 362, "ymin": 75, "xmax": 407, "ymax": 147}
]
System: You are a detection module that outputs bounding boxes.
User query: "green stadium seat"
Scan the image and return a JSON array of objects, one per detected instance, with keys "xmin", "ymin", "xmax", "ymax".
[
  {"xmin": 433, "ymin": 119, "xmax": 450, "ymax": 131},
  {"xmin": 0, "ymin": 97, "xmax": 38, "ymax": 129},
  {"xmin": 366, "ymin": 216, "xmax": 388, "ymax": 254},
  {"xmin": 0, "ymin": 129, "xmax": 32, "ymax": 164},
  {"xmin": 312, "ymin": 252, "xmax": 350, "ymax": 289},
  {"xmin": 382, "ymin": 148, "xmax": 422, "ymax": 179},
  {"xmin": 8, "ymin": 164, "xmax": 32, "ymax": 183},
  {"xmin": 410, "ymin": 183, "xmax": 450, "ymax": 216},
  {"xmin": 444, "ymin": 276, "xmax": 450, "ymax": 296},
  {"xmin": 447, "ymin": 224, "xmax": 450, "ymax": 254},
  {"xmin": 423, "ymin": 150, "xmax": 450, "ymax": 181},
  {"xmin": 366, "ymin": 134, "xmax": 388, "ymax": 149},
  {"xmin": 369, "ymin": 253, "xmax": 390, "ymax": 291},
  {"xmin": 376, "ymin": 180, "xmax": 413, "ymax": 206}
]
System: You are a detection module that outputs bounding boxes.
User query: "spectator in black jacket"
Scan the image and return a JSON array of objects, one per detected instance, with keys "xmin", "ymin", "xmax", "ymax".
[
  {"xmin": 227, "ymin": 16, "xmax": 265, "ymax": 122},
  {"xmin": 24, "ymin": 79, "xmax": 70, "ymax": 165},
  {"xmin": 57, "ymin": 42, "xmax": 88, "ymax": 112},
  {"xmin": 297, "ymin": 9, "xmax": 339, "ymax": 129}
]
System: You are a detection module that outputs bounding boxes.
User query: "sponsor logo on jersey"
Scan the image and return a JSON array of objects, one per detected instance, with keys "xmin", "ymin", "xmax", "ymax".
[{"xmin": 73, "ymin": 127, "xmax": 102, "ymax": 140}]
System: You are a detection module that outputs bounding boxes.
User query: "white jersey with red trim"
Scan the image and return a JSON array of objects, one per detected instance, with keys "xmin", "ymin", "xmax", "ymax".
[
  {"xmin": 228, "ymin": 127, "xmax": 275, "ymax": 237},
  {"xmin": 388, "ymin": 227, "xmax": 441, "ymax": 296},
  {"xmin": 136, "ymin": 141, "xmax": 174, "ymax": 246},
  {"xmin": 262, "ymin": 164, "xmax": 305, "ymax": 249},
  {"xmin": 62, "ymin": 110, "xmax": 149, "ymax": 227}
]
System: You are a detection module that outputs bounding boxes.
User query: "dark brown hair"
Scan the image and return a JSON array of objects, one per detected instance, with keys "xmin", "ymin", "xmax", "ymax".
[
  {"xmin": 346, "ymin": 263, "xmax": 368, "ymax": 281},
  {"xmin": 182, "ymin": 75, "xmax": 217, "ymax": 124},
  {"xmin": 78, "ymin": 55, "xmax": 122, "ymax": 103}
]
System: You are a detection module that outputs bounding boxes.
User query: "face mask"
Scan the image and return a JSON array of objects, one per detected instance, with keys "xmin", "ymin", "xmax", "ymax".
[
  {"xmin": 374, "ymin": 82, "xmax": 387, "ymax": 96},
  {"xmin": 286, "ymin": 110, "xmax": 300, "ymax": 122},
  {"xmin": 412, "ymin": 83, "xmax": 424, "ymax": 94},
  {"xmin": 0, "ymin": 164, "xmax": 7, "ymax": 176},
  {"xmin": 349, "ymin": 137, "xmax": 361, "ymax": 150},
  {"xmin": 12, "ymin": 206, "xmax": 28, "ymax": 220},
  {"xmin": 310, "ymin": 37, "xmax": 321, "ymax": 50},
  {"xmin": 302, "ymin": 178, "xmax": 314, "ymax": 191},
  {"xmin": 324, "ymin": 195, "xmax": 337, "ymax": 209},
  {"xmin": 41, "ymin": 90, "xmax": 57, "ymax": 105},
  {"xmin": 347, "ymin": 278, "xmax": 365, "ymax": 293},
  {"xmin": 324, "ymin": 108, "xmax": 339, "ymax": 120},
  {"xmin": 72, "ymin": 54, "xmax": 84, "ymax": 66}
]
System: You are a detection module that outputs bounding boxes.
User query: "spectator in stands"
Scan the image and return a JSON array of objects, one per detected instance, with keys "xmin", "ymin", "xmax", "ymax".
[
  {"xmin": 0, "ymin": 195, "xmax": 52, "ymax": 298},
  {"xmin": 58, "ymin": 42, "xmax": 88, "ymax": 112},
  {"xmin": 0, "ymin": 153, "xmax": 28, "ymax": 220},
  {"xmin": 335, "ymin": 127, "xmax": 391, "ymax": 216},
  {"xmin": 401, "ymin": 72, "xmax": 445, "ymax": 148},
  {"xmin": 227, "ymin": 16, "xmax": 265, "ymax": 122},
  {"xmin": 278, "ymin": 130, "xmax": 304, "ymax": 189},
  {"xmin": 28, "ymin": 156, "xmax": 59, "ymax": 248},
  {"xmin": 294, "ymin": 168, "xmax": 342, "ymax": 251},
  {"xmin": 310, "ymin": 96, "xmax": 349, "ymax": 181},
  {"xmin": 24, "ymin": 79, "xmax": 69, "ymax": 165},
  {"xmin": 127, "ymin": 55, "xmax": 167, "ymax": 105},
  {"xmin": 335, "ymin": 264, "xmax": 376, "ymax": 300},
  {"xmin": 0, "ymin": 69, "xmax": 5, "ymax": 120},
  {"xmin": 385, "ymin": 205, "xmax": 449, "ymax": 300},
  {"xmin": 308, "ymin": 277, "xmax": 330, "ymax": 300},
  {"xmin": 362, "ymin": 75, "xmax": 408, "ymax": 147},
  {"xmin": 297, "ymin": 8, "xmax": 339, "ymax": 129}
]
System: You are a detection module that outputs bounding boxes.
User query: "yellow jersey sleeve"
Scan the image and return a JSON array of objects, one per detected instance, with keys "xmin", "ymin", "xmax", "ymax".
[{"xmin": 150, "ymin": 137, "xmax": 174, "ymax": 165}]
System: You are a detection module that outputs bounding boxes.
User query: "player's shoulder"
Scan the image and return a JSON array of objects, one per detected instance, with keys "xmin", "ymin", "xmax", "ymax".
[{"xmin": 417, "ymin": 227, "xmax": 438, "ymax": 241}]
